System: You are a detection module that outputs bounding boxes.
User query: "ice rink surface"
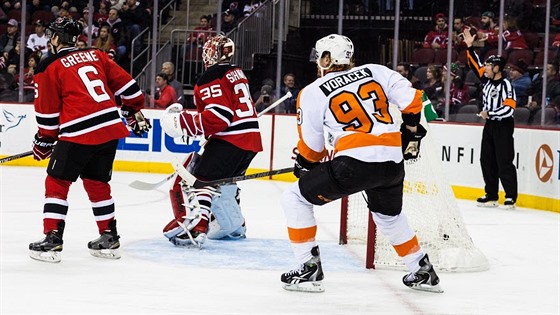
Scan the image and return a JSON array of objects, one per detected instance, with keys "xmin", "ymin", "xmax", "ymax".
[{"xmin": 1, "ymin": 166, "xmax": 558, "ymax": 315}]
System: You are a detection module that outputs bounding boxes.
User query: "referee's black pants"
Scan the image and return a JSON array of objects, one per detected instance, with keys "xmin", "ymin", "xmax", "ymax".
[{"xmin": 480, "ymin": 117, "xmax": 518, "ymax": 201}]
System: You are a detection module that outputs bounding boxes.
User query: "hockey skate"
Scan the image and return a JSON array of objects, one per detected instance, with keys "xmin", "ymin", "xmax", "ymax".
[
  {"xmin": 504, "ymin": 198, "xmax": 516, "ymax": 209},
  {"xmin": 88, "ymin": 220, "xmax": 121, "ymax": 259},
  {"xmin": 402, "ymin": 254, "xmax": 443, "ymax": 293},
  {"xmin": 29, "ymin": 222, "xmax": 65, "ymax": 263},
  {"xmin": 281, "ymin": 245, "xmax": 324, "ymax": 293},
  {"xmin": 476, "ymin": 195, "xmax": 499, "ymax": 208}
]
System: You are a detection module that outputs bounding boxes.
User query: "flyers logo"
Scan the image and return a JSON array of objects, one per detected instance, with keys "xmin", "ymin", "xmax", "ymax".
[{"xmin": 535, "ymin": 144, "xmax": 554, "ymax": 183}]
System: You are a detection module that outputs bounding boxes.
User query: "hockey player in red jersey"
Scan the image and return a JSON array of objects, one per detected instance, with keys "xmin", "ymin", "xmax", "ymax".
[
  {"xmin": 28, "ymin": 17, "xmax": 151, "ymax": 263},
  {"xmin": 160, "ymin": 34, "xmax": 262, "ymax": 248},
  {"xmin": 279, "ymin": 34, "xmax": 442, "ymax": 293}
]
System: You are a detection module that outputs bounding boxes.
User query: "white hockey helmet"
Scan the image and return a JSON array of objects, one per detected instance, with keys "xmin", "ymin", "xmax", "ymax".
[
  {"xmin": 202, "ymin": 34, "xmax": 235, "ymax": 69},
  {"xmin": 312, "ymin": 34, "xmax": 354, "ymax": 66}
]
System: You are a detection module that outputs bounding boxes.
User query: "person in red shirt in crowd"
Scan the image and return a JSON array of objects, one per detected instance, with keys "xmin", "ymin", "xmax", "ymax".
[
  {"xmin": 502, "ymin": 15, "xmax": 528, "ymax": 52},
  {"xmin": 148, "ymin": 73, "xmax": 178, "ymax": 108},
  {"xmin": 451, "ymin": 17, "xmax": 468, "ymax": 52},
  {"xmin": 436, "ymin": 63, "xmax": 470, "ymax": 115},
  {"xmin": 423, "ymin": 13, "xmax": 449, "ymax": 50},
  {"xmin": 475, "ymin": 11, "xmax": 500, "ymax": 57}
]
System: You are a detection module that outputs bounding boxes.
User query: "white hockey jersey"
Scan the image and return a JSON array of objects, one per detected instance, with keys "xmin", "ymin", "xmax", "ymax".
[{"xmin": 296, "ymin": 64, "xmax": 423, "ymax": 163}]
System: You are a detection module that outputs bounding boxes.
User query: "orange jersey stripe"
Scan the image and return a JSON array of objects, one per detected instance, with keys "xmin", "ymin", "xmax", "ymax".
[
  {"xmin": 288, "ymin": 226, "xmax": 317, "ymax": 243},
  {"xmin": 401, "ymin": 89, "xmax": 424, "ymax": 115},
  {"xmin": 335, "ymin": 131, "xmax": 401, "ymax": 154},
  {"xmin": 297, "ymin": 140, "xmax": 327, "ymax": 163},
  {"xmin": 467, "ymin": 50, "xmax": 485, "ymax": 78},
  {"xmin": 393, "ymin": 235, "xmax": 420, "ymax": 257},
  {"xmin": 503, "ymin": 98, "xmax": 516, "ymax": 109}
]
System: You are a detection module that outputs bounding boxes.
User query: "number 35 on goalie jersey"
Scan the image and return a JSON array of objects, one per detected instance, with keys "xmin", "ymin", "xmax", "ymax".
[{"xmin": 297, "ymin": 64, "xmax": 423, "ymax": 164}]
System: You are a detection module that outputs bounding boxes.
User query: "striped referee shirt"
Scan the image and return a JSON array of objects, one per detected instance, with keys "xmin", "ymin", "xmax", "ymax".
[{"xmin": 466, "ymin": 47, "xmax": 517, "ymax": 120}]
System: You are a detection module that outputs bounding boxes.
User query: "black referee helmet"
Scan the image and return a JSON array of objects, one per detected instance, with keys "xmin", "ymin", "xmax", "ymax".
[{"xmin": 485, "ymin": 55, "xmax": 506, "ymax": 71}]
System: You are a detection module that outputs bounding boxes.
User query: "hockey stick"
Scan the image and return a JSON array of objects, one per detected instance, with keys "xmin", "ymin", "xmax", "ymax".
[
  {"xmin": 0, "ymin": 150, "xmax": 33, "ymax": 164},
  {"xmin": 173, "ymin": 160, "xmax": 294, "ymax": 188},
  {"xmin": 128, "ymin": 93, "xmax": 292, "ymax": 190}
]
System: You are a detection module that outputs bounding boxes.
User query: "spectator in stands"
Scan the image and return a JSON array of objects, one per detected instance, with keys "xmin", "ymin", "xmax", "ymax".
[
  {"xmin": 526, "ymin": 61, "xmax": 560, "ymax": 123},
  {"xmin": 451, "ymin": 17, "xmax": 468, "ymax": 52},
  {"xmin": 2, "ymin": 1, "xmax": 22, "ymax": 12},
  {"xmin": 109, "ymin": 0, "xmax": 126, "ymax": 11},
  {"xmin": 396, "ymin": 62, "xmax": 422, "ymax": 89},
  {"xmin": 95, "ymin": 0, "xmax": 111, "ymax": 25},
  {"xmin": 189, "ymin": 15, "xmax": 213, "ymax": 48},
  {"xmin": 6, "ymin": 37, "xmax": 31, "ymax": 76},
  {"xmin": 550, "ymin": 95, "xmax": 560, "ymax": 125},
  {"xmin": 26, "ymin": 20, "xmax": 49, "ymax": 59},
  {"xmin": 78, "ymin": 14, "xmax": 99, "ymax": 41},
  {"xmin": 254, "ymin": 84, "xmax": 275, "ymax": 113},
  {"xmin": 437, "ymin": 62, "xmax": 470, "ymax": 115},
  {"xmin": 507, "ymin": 59, "xmax": 531, "ymax": 107},
  {"xmin": 120, "ymin": 0, "xmax": 148, "ymax": 56},
  {"xmin": 27, "ymin": 0, "xmax": 50, "ymax": 16},
  {"xmin": 278, "ymin": 73, "xmax": 300, "ymax": 114},
  {"xmin": 221, "ymin": 9, "xmax": 237, "ymax": 34},
  {"xmin": 14, "ymin": 53, "xmax": 39, "ymax": 101},
  {"xmin": 105, "ymin": 8, "xmax": 128, "ymax": 62},
  {"xmin": 475, "ymin": 11, "xmax": 499, "ymax": 58},
  {"xmin": 94, "ymin": 25, "xmax": 117, "ymax": 60},
  {"xmin": 243, "ymin": 1, "xmax": 262, "ymax": 16},
  {"xmin": 148, "ymin": 73, "xmax": 178, "ymax": 108},
  {"xmin": 423, "ymin": 13, "xmax": 449, "ymax": 50},
  {"xmin": 161, "ymin": 61, "xmax": 185, "ymax": 107},
  {"xmin": 75, "ymin": 38, "xmax": 87, "ymax": 49},
  {"xmin": 422, "ymin": 64, "xmax": 443, "ymax": 103},
  {"xmin": 0, "ymin": 19, "xmax": 19, "ymax": 60},
  {"xmin": 502, "ymin": 15, "xmax": 528, "ymax": 53}
]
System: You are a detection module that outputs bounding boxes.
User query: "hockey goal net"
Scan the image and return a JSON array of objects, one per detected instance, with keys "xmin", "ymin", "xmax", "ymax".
[{"xmin": 339, "ymin": 106, "xmax": 489, "ymax": 272}]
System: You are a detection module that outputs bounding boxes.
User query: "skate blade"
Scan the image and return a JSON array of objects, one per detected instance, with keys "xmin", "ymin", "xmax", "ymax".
[
  {"xmin": 477, "ymin": 202, "xmax": 498, "ymax": 208},
  {"xmin": 282, "ymin": 281, "xmax": 325, "ymax": 293},
  {"xmin": 29, "ymin": 250, "xmax": 61, "ymax": 263},
  {"xmin": 408, "ymin": 283, "xmax": 444, "ymax": 293},
  {"xmin": 504, "ymin": 205, "xmax": 516, "ymax": 210},
  {"xmin": 89, "ymin": 249, "xmax": 121, "ymax": 259}
]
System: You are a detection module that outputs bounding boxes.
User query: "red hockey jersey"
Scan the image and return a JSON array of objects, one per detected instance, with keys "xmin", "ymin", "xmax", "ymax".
[
  {"xmin": 34, "ymin": 47, "xmax": 144, "ymax": 144},
  {"xmin": 193, "ymin": 64, "xmax": 262, "ymax": 152}
]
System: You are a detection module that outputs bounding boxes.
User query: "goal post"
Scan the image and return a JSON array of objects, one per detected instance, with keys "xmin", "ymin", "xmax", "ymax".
[{"xmin": 339, "ymin": 106, "xmax": 489, "ymax": 272}]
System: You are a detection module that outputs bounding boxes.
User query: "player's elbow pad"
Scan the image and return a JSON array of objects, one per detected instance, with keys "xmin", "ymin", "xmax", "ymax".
[{"xmin": 402, "ymin": 112, "xmax": 421, "ymax": 127}]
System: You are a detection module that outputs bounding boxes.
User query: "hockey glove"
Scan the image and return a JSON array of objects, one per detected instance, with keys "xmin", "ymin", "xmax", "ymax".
[
  {"xmin": 121, "ymin": 106, "xmax": 152, "ymax": 136},
  {"xmin": 400, "ymin": 123, "xmax": 427, "ymax": 160},
  {"xmin": 294, "ymin": 154, "xmax": 320, "ymax": 178},
  {"xmin": 32, "ymin": 133, "xmax": 56, "ymax": 161}
]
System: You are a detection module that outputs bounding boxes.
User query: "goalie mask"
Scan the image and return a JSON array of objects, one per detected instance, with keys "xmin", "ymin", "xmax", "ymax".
[{"xmin": 202, "ymin": 34, "xmax": 235, "ymax": 69}]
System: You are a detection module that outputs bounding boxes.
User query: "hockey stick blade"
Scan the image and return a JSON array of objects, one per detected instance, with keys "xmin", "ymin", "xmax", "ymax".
[
  {"xmin": 128, "ymin": 173, "xmax": 176, "ymax": 190},
  {"xmin": 173, "ymin": 161, "xmax": 293, "ymax": 188},
  {"xmin": 0, "ymin": 150, "xmax": 33, "ymax": 164}
]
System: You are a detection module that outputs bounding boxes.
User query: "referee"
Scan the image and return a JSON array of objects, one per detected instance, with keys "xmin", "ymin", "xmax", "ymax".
[{"xmin": 462, "ymin": 26, "xmax": 518, "ymax": 209}]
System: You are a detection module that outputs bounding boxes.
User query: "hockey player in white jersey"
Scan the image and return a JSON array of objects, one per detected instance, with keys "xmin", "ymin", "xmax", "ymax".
[{"xmin": 280, "ymin": 34, "xmax": 442, "ymax": 293}]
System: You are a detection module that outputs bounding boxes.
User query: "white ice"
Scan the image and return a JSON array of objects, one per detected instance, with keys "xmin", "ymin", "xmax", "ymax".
[{"xmin": 1, "ymin": 166, "xmax": 559, "ymax": 315}]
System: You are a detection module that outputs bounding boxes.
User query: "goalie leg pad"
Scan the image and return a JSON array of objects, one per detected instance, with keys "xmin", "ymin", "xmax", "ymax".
[{"xmin": 207, "ymin": 184, "xmax": 246, "ymax": 240}]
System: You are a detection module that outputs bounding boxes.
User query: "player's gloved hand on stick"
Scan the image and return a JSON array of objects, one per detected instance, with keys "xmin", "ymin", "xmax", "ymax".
[
  {"xmin": 121, "ymin": 106, "xmax": 152, "ymax": 136},
  {"xmin": 294, "ymin": 154, "xmax": 320, "ymax": 178},
  {"xmin": 400, "ymin": 123, "xmax": 427, "ymax": 160},
  {"xmin": 32, "ymin": 133, "xmax": 56, "ymax": 161}
]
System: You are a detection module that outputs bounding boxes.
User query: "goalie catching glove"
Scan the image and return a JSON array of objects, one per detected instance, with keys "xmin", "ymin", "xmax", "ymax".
[
  {"xmin": 400, "ymin": 123, "xmax": 427, "ymax": 160},
  {"xmin": 121, "ymin": 106, "xmax": 152, "ymax": 136},
  {"xmin": 160, "ymin": 103, "xmax": 204, "ymax": 138}
]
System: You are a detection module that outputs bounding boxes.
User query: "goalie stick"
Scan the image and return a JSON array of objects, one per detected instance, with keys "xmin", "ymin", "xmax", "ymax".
[
  {"xmin": 128, "ymin": 91, "xmax": 293, "ymax": 191},
  {"xmin": 0, "ymin": 150, "xmax": 33, "ymax": 164},
  {"xmin": 173, "ymin": 161, "xmax": 294, "ymax": 188}
]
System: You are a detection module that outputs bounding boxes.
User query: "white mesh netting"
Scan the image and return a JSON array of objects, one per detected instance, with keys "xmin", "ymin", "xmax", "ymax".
[{"xmin": 344, "ymin": 106, "xmax": 489, "ymax": 272}]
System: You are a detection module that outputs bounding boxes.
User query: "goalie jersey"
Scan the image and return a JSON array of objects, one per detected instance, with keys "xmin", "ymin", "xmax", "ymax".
[
  {"xmin": 33, "ymin": 47, "xmax": 144, "ymax": 144},
  {"xmin": 193, "ymin": 64, "xmax": 263, "ymax": 152},
  {"xmin": 297, "ymin": 64, "xmax": 423, "ymax": 164}
]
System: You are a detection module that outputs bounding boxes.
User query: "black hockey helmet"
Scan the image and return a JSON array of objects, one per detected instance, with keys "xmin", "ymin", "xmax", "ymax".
[
  {"xmin": 485, "ymin": 55, "xmax": 506, "ymax": 71},
  {"xmin": 46, "ymin": 17, "xmax": 82, "ymax": 45}
]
